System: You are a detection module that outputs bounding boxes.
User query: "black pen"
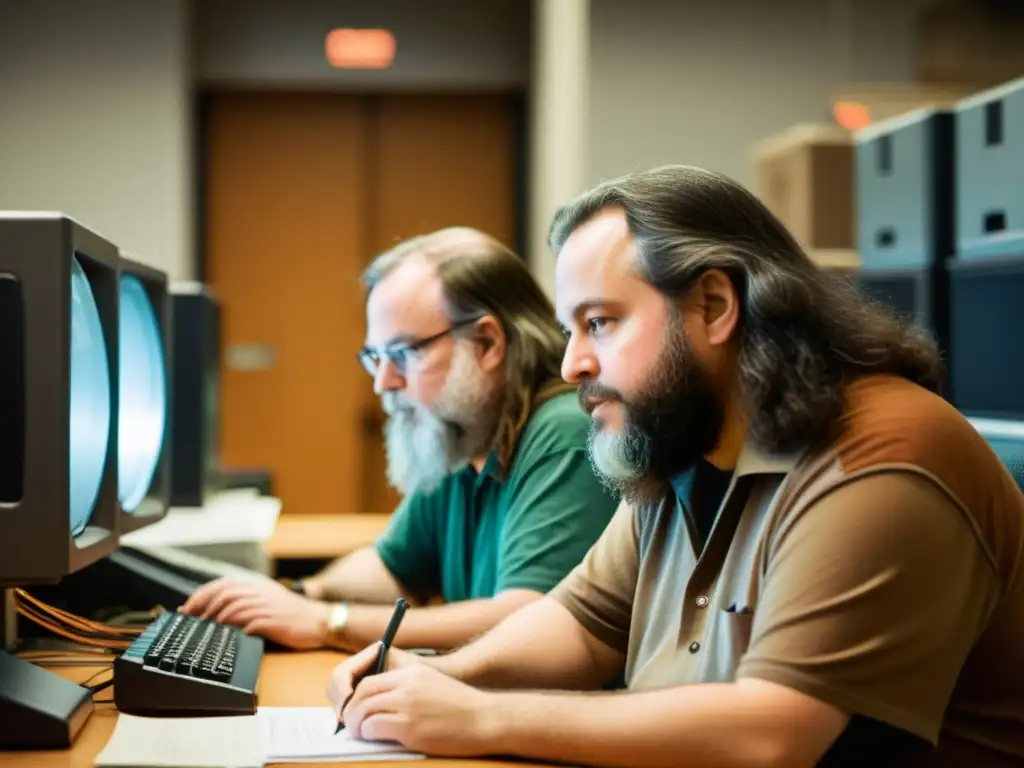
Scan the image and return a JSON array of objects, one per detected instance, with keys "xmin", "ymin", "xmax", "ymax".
[{"xmin": 334, "ymin": 597, "xmax": 409, "ymax": 734}]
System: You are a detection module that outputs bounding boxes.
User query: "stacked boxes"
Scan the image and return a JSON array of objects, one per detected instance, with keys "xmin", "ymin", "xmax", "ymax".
[
  {"xmin": 753, "ymin": 124, "xmax": 857, "ymax": 273},
  {"xmin": 853, "ymin": 108, "xmax": 956, "ymax": 399},
  {"xmin": 948, "ymin": 77, "xmax": 1024, "ymax": 419}
]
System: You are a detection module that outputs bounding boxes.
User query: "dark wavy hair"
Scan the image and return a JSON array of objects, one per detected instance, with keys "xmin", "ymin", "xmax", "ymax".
[
  {"xmin": 548, "ymin": 165, "xmax": 944, "ymax": 454},
  {"xmin": 363, "ymin": 227, "xmax": 574, "ymax": 471}
]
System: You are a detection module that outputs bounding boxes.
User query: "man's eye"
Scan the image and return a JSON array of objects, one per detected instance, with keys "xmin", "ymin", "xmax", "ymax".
[{"xmin": 386, "ymin": 347, "xmax": 410, "ymax": 365}]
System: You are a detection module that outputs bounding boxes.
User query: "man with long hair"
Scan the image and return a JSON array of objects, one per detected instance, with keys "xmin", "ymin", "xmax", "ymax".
[
  {"xmin": 182, "ymin": 228, "xmax": 618, "ymax": 652},
  {"xmin": 327, "ymin": 167, "xmax": 1024, "ymax": 766}
]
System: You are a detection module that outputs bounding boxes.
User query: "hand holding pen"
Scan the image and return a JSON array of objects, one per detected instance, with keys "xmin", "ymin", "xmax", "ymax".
[{"xmin": 333, "ymin": 597, "xmax": 409, "ymax": 734}]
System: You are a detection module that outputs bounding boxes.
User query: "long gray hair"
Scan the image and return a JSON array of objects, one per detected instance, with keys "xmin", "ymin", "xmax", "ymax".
[{"xmin": 548, "ymin": 165, "xmax": 943, "ymax": 454}]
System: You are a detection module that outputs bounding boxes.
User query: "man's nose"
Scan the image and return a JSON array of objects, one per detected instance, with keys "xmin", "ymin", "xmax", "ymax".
[
  {"xmin": 373, "ymin": 357, "xmax": 405, "ymax": 395},
  {"xmin": 562, "ymin": 333, "xmax": 599, "ymax": 384}
]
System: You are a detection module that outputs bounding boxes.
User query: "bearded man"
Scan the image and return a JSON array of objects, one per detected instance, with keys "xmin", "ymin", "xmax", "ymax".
[
  {"xmin": 326, "ymin": 167, "xmax": 1024, "ymax": 767},
  {"xmin": 181, "ymin": 227, "xmax": 619, "ymax": 652}
]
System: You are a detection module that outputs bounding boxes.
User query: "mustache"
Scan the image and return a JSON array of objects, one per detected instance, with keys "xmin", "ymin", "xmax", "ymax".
[
  {"xmin": 578, "ymin": 381, "xmax": 625, "ymax": 414},
  {"xmin": 381, "ymin": 392, "xmax": 413, "ymax": 416}
]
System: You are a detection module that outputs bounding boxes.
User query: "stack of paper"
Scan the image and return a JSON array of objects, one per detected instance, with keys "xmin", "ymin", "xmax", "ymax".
[
  {"xmin": 121, "ymin": 495, "xmax": 281, "ymax": 548},
  {"xmin": 94, "ymin": 707, "xmax": 423, "ymax": 767},
  {"xmin": 94, "ymin": 713, "xmax": 264, "ymax": 768}
]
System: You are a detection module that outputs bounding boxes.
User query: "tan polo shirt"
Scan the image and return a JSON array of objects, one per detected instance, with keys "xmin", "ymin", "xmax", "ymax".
[{"xmin": 551, "ymin": 374, "xmax": 1024, "ymax": 765}]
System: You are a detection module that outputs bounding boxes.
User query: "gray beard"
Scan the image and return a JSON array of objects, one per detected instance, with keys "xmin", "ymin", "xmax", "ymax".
[
  {"xmin": 587, "ymin": 424, "xmax": 669, "ymax": 508},
  {"xmin": 383, "ymin": 406, "xmax": 472, "ymax": 496},
  {"xmin": 381, "ymin": 344, "xmax": 499, "ymax": 496}
]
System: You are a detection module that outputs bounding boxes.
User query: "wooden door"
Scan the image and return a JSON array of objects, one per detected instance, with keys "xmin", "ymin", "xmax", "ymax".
[
  {"xmin": 204, "ymin": 92, "xmax": 372, "ymax": 516},
  {"xmin": 204, "ymin": 92, "xmax": 516, "ymax": 516},
  {"xmin": 360, "ymin": 93, "xmax": 517, "ymax": 516}
]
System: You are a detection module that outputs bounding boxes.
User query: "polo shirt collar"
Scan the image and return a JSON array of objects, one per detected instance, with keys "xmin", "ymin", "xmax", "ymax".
[
  {"xmin": 463, "ymin": 451, "xmax": 504, "ymax": 489},
  {"xmin": 732, "ymin": 440, "xmax": 803, "ymax": 477}
]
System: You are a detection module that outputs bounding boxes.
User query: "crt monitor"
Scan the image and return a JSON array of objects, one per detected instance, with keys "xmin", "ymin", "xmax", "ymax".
[
  {"xmin": 117, "ymin": 254, "xmax": 171, "ymax": 534},
  {"xmin": 967, "ymin": 417, "xmax": 1024, "ymax": 492},
  {"xmin": 0, "ymin": 212, "xmax": 120, "ymax": 749}
]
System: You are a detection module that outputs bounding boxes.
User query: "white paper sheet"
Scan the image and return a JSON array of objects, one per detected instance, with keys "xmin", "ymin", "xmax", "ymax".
[
  {"xmin": 121, "ymin": 495, "xmax": 281, "ymax": 547},
  {"xmin": 258, "ymin": 706, "xmax": 424, "ymax": 763},
  {"xmin": 94, "ymin": 712, "xmax": 263, "ymax": 768}
]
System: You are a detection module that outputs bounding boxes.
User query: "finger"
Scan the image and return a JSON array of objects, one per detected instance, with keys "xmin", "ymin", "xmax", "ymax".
[
  {"xmin": 241, "ymin": 617, "xmax": 274, "ymax": 637},
  {"xmin": 221, "ymin": 607, "xmax": 269, "ymax": 630},
  {"xmin": 215, "ymin": 598, "xmax": 265, "ymax": 626},
  {"xmin": 357, "ymin": 713, "xmax": 409, "ymax": 746},
  {"xmin": 346, "ymin": 666, "xmax": 407, "ymax": 705},
  {"xmin": 180, "ymin": 579, "xmax": 229, "ymax": 614},
  {"xmin": 328, "ymin": 644, "xmax": 385, "ymax": 714},
  {"xmin": 201, "ymin": 585, "xmax": 253, "ymax": 621},
  {"xmin": 344, "ymin": 688, "xmax": 407, "ymax": 737}
]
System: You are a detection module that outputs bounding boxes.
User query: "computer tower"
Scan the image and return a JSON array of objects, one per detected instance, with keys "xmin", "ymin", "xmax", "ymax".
[
  {"xmin": 170, "ymin": 284, "xmax": 223, "ymax": 507},
  {"xmin": 854, "ymin": 109, "xmax": 956, "ymax": 397},
  {"xmin": 955, "ymin": 77, "xmax": 1024, "ymax": 261},
  {"xmin": 855, "ymin": 109, "xmax": 956, "ymax": 272},
  {"xmin": 856, "ymin": 265, "xmax": 951, "ymax": 398},
  {"xmin": 949, "ymin": 255, "xmax": 1024, "ymax": 420}
]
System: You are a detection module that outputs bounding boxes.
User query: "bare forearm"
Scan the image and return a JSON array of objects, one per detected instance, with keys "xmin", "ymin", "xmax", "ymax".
[
  {"xmin": 336, "ymin": 590, "xmax": 542, "ymax": 652},
  {"xmin": 485, "ymin": 683, "xmax": 834, "ymax": 768},
  {"xmin": 303, "ymin": 547, "xmax": 404, "ymax": 604},
  {"xmin": 433, "ymin": 597, "xmax": 622, "ymax": 692}
]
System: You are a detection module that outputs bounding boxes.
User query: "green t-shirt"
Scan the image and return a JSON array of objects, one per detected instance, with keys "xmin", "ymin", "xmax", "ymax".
[{"xmin": 374, "ymin": 392, "xmax": 619, "ymax": 602}]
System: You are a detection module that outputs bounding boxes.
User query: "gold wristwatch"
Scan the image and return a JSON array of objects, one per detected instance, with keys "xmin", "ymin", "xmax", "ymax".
[{"xmin": 326, "ymin": 602, "xmax": 350, "ymax": 632}]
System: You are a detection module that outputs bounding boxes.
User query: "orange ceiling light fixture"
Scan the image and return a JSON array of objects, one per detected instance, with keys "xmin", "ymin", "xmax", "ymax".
[
  {"xmin": 325, "ymin": 28, "xmax": 396, "ymax": 69},
  {"xmin": 833, "ymin": 101, "xmax": 872, "ymax": 131}
]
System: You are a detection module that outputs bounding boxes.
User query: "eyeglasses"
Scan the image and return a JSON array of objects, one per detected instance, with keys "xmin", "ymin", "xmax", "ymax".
[{"xmin": 357, "ymin": 319, "xmax": 479, "ymax": 377}]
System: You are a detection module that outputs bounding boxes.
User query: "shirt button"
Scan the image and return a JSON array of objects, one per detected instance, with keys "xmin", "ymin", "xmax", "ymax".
[
  {"xmin": 695, "ymin": 596, "xmax": 709, "ymax": 608},
  {"xmin": 688, "ymin": 641, "xmax": 700, "ymax": 654}
]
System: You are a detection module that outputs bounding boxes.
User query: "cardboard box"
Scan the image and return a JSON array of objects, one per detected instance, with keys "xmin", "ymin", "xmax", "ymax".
[{"xmin": 753, "ymin": 123, "xmax": 857, "ymax": 270}]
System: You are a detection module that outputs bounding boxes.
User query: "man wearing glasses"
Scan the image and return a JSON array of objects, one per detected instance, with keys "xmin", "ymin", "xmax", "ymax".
[{"xmin": 182, "ymin": 227, "xmax": 619, "ymax": 653}]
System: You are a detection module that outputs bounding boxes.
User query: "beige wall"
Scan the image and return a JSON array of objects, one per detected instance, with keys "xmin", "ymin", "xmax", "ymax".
[
  {"xmin": 195, "ymin": 0, "xmax": 528, "ymax": 89},
  {"xmin": 0, "ymin": 0, "xmax": 923, "ymax": 284},
  {"xmin": 588, "ymin": 0, "xmax": 920, "ymax": 188},
  {"xmin": 0, "ymin": 0, "xmax": 194, "ymax": 280}
]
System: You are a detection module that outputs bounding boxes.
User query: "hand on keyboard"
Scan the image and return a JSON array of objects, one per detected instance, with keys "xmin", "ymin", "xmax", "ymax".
[{"xmin": 180, "ymin": 578, "xmax": 331, "ymax": 650}]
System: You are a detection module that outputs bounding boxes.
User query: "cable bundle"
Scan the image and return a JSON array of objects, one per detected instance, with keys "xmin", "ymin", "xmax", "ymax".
[{"xmin": 13, "ymin": 588, "xmax": 157, "ymax": 651}]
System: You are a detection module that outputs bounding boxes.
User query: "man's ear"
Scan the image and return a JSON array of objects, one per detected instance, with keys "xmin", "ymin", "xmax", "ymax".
[
  {"xmin": 470, "ymin": 315, "xmax": 506, "ymax": 373},
  {"xmin": 698, "ymin": 269, "xmax": 740, "ymax": 347}
]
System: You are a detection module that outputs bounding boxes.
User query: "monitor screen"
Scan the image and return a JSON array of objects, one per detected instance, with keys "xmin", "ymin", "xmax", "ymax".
[
  {"xmin": 967, "ymin": 417, "xmax": 1024, "ymax": 492},
  {"xmin": 69, "ymin": 254, "xmax": 111, "ymax": 537},
  {"xmin": 117, "ymin": 274, "xmax": 168, "ymax": 513}
]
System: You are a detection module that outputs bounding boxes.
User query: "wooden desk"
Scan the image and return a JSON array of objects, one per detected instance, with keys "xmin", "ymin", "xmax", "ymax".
[
  {"xmin": 0, "ymin": 652, "xmax": 551, "ymax": 768},
  {"xmin": 265, "ymin": 514, "xmax": 392, "ymax": 561}
]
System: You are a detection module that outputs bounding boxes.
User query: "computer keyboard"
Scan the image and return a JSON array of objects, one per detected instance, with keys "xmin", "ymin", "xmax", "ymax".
[{"xmin": 113, "ymin": 610, "xmax": 263, "ymax": 717}]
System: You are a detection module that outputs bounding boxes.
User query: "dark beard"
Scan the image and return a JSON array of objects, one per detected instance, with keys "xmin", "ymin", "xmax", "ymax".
[{"xmin": 579, "ymin": 324, "xmax": 723, "ymax": 506}]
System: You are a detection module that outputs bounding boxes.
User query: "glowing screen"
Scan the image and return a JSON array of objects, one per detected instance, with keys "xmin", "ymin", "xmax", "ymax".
[
  {"xmin": 69, "ymin": 255, "xmax": 111, "ymax": 536},
  {"xmin": 117, "ymin": 275, "xmax": 167, "ymax": 512}
]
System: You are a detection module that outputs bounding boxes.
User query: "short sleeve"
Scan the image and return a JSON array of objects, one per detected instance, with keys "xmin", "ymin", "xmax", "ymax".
[
  {"xmin": 374, "ymin": 491, "xmax": 444, "ymax": 600},
  {"xmin": 497, "ymin": 447, "xmax": 619, "ymax": 595},
  {"xmin": 737, "ymin": 471, "xmax": 1000, "ymax": 745},
  {"xmin": 549, "ymin": 502, "xmax": 639, "ymax": 653}
]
